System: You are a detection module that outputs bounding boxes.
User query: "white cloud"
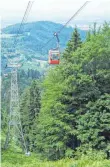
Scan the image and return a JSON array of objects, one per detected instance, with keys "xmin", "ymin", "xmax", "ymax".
[{"xmin": 0, "ymin": 0, "xmax": 110, "ymax": 27}]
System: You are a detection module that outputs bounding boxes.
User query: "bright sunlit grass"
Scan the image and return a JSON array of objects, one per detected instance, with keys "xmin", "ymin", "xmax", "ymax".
[{"xmin": 1, "ymin": 150, "xmax": 110, "ymax": 167}]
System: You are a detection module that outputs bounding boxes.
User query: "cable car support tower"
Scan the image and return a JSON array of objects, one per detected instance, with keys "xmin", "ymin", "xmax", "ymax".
[
  {"xmin": 4, "ymin": 1, "xmax": 34, "ymax": 154},
  {"xmin": 4, "ymin": 68, "xmax": 28, "ymax": 153}
]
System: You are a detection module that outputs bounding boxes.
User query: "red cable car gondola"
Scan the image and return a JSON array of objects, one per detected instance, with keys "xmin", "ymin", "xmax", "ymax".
[
  {"xmin": 49, "ymin": 49, "xmax": 60, "ymax": 65},
  {"xmin": 48, "ymin": 32, "xmax": 60, "ymax": 65}
]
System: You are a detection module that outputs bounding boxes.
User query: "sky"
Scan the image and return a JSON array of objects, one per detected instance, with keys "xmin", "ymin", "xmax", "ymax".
[{"xmin": 0, "ymin": 0, "xmax": 110, "ymax": 28}]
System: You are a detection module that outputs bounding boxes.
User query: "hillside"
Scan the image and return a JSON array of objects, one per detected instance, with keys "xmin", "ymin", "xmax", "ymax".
[
  {"xmin": 2, "ymin": 21, "xmax": 87, "ymax": 71},
  {"xmin": 2, "ymin": 21, "xmax": 87, "ymax": 50}
]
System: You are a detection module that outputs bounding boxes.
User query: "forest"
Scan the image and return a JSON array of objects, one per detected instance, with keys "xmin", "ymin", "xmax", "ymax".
[{"xmin": 1, "ymin": 23, "xmax": 110, "ymax": 167}]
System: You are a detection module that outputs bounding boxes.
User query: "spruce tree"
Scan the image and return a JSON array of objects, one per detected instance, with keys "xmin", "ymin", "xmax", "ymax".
[
  {"xmin": 36, "ymin": 23, "xmax": 110, "ymax": 160},
  {"xmin": 64, "ymin": 26, "xmax": 82, "ymax": 60},
  {"xmin": 20, "ymin": 80, "xmax": 41, "ymax": 151}
]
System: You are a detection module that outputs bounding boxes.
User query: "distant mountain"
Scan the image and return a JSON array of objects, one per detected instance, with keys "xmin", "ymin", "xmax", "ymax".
[{"xmin": 2, "ymin": 21, "xmax": 87, "ymax": 70}]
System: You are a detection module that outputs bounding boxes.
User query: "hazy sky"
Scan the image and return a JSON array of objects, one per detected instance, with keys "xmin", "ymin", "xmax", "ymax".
[{"xmin": 0, "ymin": 0, "xmax": 110, "ymax": 27}]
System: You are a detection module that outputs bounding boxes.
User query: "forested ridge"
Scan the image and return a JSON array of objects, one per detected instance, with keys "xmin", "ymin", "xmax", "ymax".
[
  {"xmin": 2, "ymin": 21, "xmax": 86, "ymax": 59},
  {"xmin": 2, "ymin": 23, "xmax": 110, "ymax": 167},
  {"xmin": 2, "ymin": 21, "xmax": 86, "ymax": 73}
]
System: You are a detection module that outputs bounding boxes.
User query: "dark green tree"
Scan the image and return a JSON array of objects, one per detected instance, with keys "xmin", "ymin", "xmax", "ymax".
[
  {"xmin": 36, "ymin": 23, "xmax": 110, "ymax": 160},
  {"xmin": 20, "ymin": 80, "xmax": 41, "ymax": 151},
  {"xmin": 64, "ymin": 26, "xmax": 82, "ymax": 60},
  {"xmin": 76, "ymin": 94, "xmax": 110, "ymax": 155}
]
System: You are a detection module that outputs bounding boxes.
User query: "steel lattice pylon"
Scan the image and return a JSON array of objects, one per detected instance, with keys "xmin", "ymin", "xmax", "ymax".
[
  {"xmin": 4, "ymin": 68, "xmax": 28, "ymax": 153},
  {"xmin": 3, "ymin": 1, "xmax": 33, "ymax": 155}
]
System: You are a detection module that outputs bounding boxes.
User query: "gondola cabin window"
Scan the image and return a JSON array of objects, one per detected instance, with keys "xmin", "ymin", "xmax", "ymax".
[{"xmin": 49, "ymin": 50, "xmax": 60, "ymax": 65}]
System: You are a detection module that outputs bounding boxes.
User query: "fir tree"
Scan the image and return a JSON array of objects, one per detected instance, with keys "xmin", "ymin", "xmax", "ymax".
[
  {"xmin": 36, "ymin": 23, "xmax": 110, "ymax": 160},
  {"xmin": 64, "ymin": 26, "xmax": 82, "ymax": 60},
  {"xmin": 20, "ymin": 80, "xmax": 41, "ymax": 151}
]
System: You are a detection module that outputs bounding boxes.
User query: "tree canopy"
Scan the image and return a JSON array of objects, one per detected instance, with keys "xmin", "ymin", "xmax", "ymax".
[{"xmin": 35, "ymin": 23, "xmax": 110, "ymax": 160}]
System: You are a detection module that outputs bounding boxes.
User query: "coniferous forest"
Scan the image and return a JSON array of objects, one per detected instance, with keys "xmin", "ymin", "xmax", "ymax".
[{"xmin": 1, "ymin": 23, "xmax": 110, "ymax": 167}]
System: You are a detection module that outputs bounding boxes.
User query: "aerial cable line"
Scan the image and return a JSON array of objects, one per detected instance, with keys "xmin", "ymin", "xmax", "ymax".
[
  {"xmin": 15, "ymin": 1, "xmax": 33, "ymax": 37},
  {"xmin": 19, "ymin": 1, "xmax": 34, "ymax": 32},
  {"xmin": 13, "ymin": 1, "xmax": 31, "ymax": 45},
  {"xmin": 13, "ymin": 1, "xmax": 34, "ymax": 48},
  {"xmin": 24, "ymin": 1, "xmax": 34, "ymax": 23},
  {"xmin": 57, "ymin": 1, "xmax": 90, "ymax": 34},
  {"xmin": 6, "ymin": 1, "xmax": 34, "ymax": 67},
  {"xmin": 41, "ymin": 1, "xmax": 90, "ymax": 50}
]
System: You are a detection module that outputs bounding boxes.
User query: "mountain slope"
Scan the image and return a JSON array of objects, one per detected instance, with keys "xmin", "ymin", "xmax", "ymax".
[{"xmin": 2, "ymin": 21, "xmax": 87, "ymax": 70}]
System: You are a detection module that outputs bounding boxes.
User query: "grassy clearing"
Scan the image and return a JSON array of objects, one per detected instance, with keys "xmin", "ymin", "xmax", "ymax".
[{"xmin": 1, "ymin": 150, "xmax": 110, "ymax": 167}]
